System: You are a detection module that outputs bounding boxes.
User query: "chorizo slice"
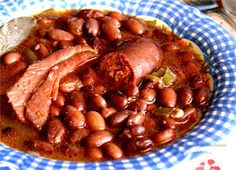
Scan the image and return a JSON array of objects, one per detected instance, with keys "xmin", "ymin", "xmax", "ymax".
[{"xmin": 98, "ymin": 38, "xmax": 162, "ymax": 90}]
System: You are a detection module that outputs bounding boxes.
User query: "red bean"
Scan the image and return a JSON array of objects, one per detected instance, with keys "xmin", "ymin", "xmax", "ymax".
[
  {"xmin": 67, "ymin": 17, "xmax": 84, "ymax": 36},
  {"xmin": 125, "ymin": 18, "xmax": 144, "ymax": 35},
  {"xmin": 124, "ymin": 83, "xmax": 139, "ymax": 97},
  {"xmin": 85, "ymin": 18, "xmax": 100, "ymax": 36},
  {"xmin": 58, "ymin": 40, "xmax": 73, "ymax": 49},
  {"xmin": 153, "ymin": 81, "xmax": 165, "ymax": 90},
  {"xmin": 181, "ymin": 107, "xmax": 198, "ymax": 122},
  {"xmin": 38, "ymin": 28, "xmax": 50, "ymax": 37},
  {"xmin": 47, "ymin": 118, "xmax": 66, "ymax": 144},
  {"xmin": 85, "ymin": 111, "xmax": 105, "ymax": 131},
  {"xmin": 107, "ymin": 91, "xmax": 128, "ymax": 110},
  {"xmin": 49, "ymin": 29, "xmax": 74, "ymax": 41},
  {"xmin": 111, "ymin": 39, "xmax": 124, "ymax": 47},
  {"xmin": 26, "ymin": 140, "xmax": 54, "ymax": 153},
  {"xmin": 100, "ymin": 16, "xmax": 121, "ymax": 28},
  {"xmin": 107, "ymin": 110, "xmax": 130, "ymax": 127},
  {"xmin": 81, "ymin": 68, "xmax": 98, "ymax": 86},
  {"xmin": 135, "ymin": 138, "xmax": 154, "ymax": 152},
  {"xmin": 49, "ymin": 104, "xmax": 61, "ymax": 117},
  {"xmin": 55, "ymin": 92, "xmax": 65, "ymax": 107},
  {"xmin": 187, "ymin": 107, "xmax": 199, "ymax": 123},
  {"xmin": 37, "ymin": 18, "xmax": 54, "ymax": 37},
  {"xmin": 129, "ymin": 99, "xmax": 147, "ymax": 112},
  {"xmin": 161, "ymin": 43, "xmax": 180, "ymax": 52},
  {"xmin": 147, "ymin": 103, "xmax": 158, "ymax": 111},
  {"xmin": 101, "ymin": 107, "xmax": 116, "ymax": 119},
  {"xmin": 87, "ymin": 147, "xmax": 103, "ymax": 161},
  {"xmin": 55, "ymin": 17, "xmax": 69, "ymax": 29},
  {"xmin": 122, "ymin": 128, "xmax": 133, "ymax": 139},
  {"xmin": 169, "ymin": 108, "xmax": 185, "ymax": 121},
  {"xmin": 90, "ymin": 10, "xmax": 105, "ymax": 18},
  {"xmin": 143, "ymin": 81, "xmax": 155, "ymax": 89},
  {"xmin": 94, "ymin": 36, "xmax": 108, "ymax": 53},
  {"xmin": 3, "ymin": 52, "xmax": 21, "ymax": 65},
  {"xmin": 10, "ymin": 62, "xmax": 27, "ymax": 75},
  {"xmin": 131, "ymin": 125, "xmax": 146, "ymax": 138},
  {"xmin": 122, "ymin": 125, "xmax": 146, "ymax": 140},
  {"xmin": 143, "ymin": 29, "xmax": 154, "ymax": 38},
  {"xmin": 153, "ymin": 129, "xmax": 176, "ymax": 145},
  {"xmin": 86, "ymin": 130, "xmax": 113, "ymax": 147},
  {"xmin": 71, "ymin": 91, "xmax": 87, "ymax": 112},
  {"xmin": 89, "ymin": 94, "xmax": 107, "ymax": 111},
  {"xmin": 34, "ymin": 43, "xmax": 50, "ymax": 58},
  {"xmin": 139, "ymin": 88, "xmax": 157, "ymax": 104},
  {"xmin": 75, "ymin": 36, "xmax": 87, "ymax": 45},
  {"xmin": 126, "ymin": 113, "xmax": 145, "ymax": 127},
  {"xmin": 163, "ymin": 117, "xmax": 178, "ymax": 129},
  {"xmin": 108, "ymin": 11, "xmax": 126, "ymax": 21},
  {"xmin": 90, "ymin": 85, "xmax": 107, "ymax": 95},
  {"xmin": 77, "ymin": 9, "xmax": 104, "ymax": 19},
  {"xmin": 102, "ymin": 142, "xmax": 123, "ymax": 159},
  {"xmin": 177, "ymin": 87, "xmax": 193, "ymax": 107},
  {"xmin": 60, "ymin": 74, "xmax": 81, "ymax": 93},
  {"xmin": 102, "ymin": 22, "xmax": 121, "ymax": 41},
  {"xmin": 70, "ymin": 128, "xmax": 89, "ymax": 143},
  {"xmin": 185, "ymin": 62, "xmax": 199, "ymax": 75},
  {"xmin": 189, "ymin": 74, "xmax": 204, "ymax": 88},
  {"xmin": 38, "ymin": 18, "xmax": 54, "ymax": 26},
  {"xmin": 193, "ymin": 87, "xmax": 210, "ymax": 105},
  {"xmin": 64, "ymin": 105, "xmax": 86, "ymax": 129},
  {"xmin": 159, "ymin": 88, "xmax": 177, "ymax": 107},
  {"xmin": 178, "ymin": 51, "xmax": 194, "ymax": 63}
]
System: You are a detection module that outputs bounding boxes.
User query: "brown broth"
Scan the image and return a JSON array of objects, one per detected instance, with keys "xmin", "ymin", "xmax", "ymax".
[{"xmin": 0, "ymin": 9, "xmax": 212, "ymax": 161}]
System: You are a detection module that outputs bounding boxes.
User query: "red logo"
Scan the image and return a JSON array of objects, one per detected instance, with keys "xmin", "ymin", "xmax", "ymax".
[{"xmin": 195, "ymin": 159, "xmax": 221, "ymax": 170}]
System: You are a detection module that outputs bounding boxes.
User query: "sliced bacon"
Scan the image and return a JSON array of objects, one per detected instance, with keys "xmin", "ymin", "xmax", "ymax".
[
  {"xmin": 25, "ymin": 51, "xmax": 97, "ymax": 130},
  {"xmin": 7, "ymin": 45, "xmax": 94, "ymax": 122}
]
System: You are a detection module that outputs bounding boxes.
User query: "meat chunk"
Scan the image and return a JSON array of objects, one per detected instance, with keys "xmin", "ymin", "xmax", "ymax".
[
  {"xmin": 98, "ymin": 38, "xmax": 162, "ymax": 90},
  {"xmin": 25, "ymin": 51, "xmax": 97, "ymax": 130},
  {"xmin": 7, "ymin": 45, "xmax": 94, "ymax": 122}
]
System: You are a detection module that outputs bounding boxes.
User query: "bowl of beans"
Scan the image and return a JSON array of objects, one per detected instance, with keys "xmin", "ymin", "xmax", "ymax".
[{"xmin": 0, "ymin": 0, "xmax": 236, "ymax": 169}]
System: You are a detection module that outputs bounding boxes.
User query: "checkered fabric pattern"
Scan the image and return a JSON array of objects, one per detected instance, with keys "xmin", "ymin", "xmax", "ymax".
[{"xmin": 0, "ymin": 0, "xmax": 236, "ymax": 169}]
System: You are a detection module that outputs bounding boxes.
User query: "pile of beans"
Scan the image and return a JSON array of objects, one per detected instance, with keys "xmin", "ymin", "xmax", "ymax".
[
  {"xmin": 25, "ymin": 64, "xmax": 210, "ymax": 161},
  {"xmin": 0, "ymin": 9, "xmax": 211, "ymax": 161}
]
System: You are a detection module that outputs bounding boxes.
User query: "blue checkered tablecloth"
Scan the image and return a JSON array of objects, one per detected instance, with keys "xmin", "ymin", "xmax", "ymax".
[{"xmin": 0, "ymin": 0, "xmax": 236, "ymax": 169}]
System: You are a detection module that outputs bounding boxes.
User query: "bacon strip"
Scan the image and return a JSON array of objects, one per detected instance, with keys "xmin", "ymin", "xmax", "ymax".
[
  {"xmin": 25, "ymin": 51, "xmax": 97, "ymax": 130},
  {"xmin": 7, "ymin": 45, "xmax": 94, "ymax": 122}
]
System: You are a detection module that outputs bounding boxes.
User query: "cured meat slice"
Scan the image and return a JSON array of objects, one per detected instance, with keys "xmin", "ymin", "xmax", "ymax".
[
  {"xmin": 98, "ymin": 38, "xmax": 162, "ymax": 90},
  {"xmin": 25, "ymin": 51, "xmax": 97, "ymax": 130},
  {"xmin": 7, "ymin": 45, "xmax": 93, "ymax": 122}
]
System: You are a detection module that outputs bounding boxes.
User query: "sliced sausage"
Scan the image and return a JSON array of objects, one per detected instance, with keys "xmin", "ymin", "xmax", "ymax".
[{"xmin": 98, "ymin": 38, "xmax": 162, "ymax": 90}]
